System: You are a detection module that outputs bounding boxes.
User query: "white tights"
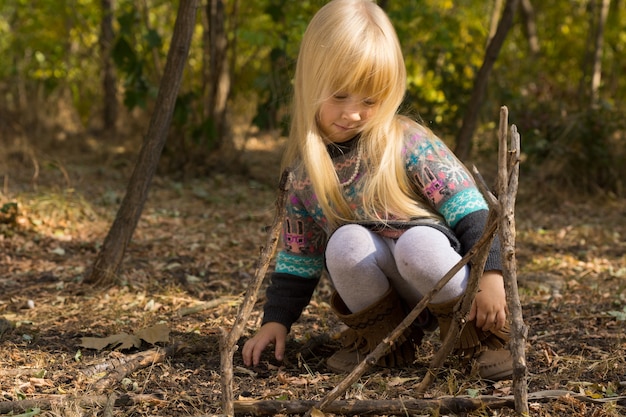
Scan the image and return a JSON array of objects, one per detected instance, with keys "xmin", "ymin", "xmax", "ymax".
[{"xmin": 325, "ymin": 224, "xmax": 468, "ymax": 313}]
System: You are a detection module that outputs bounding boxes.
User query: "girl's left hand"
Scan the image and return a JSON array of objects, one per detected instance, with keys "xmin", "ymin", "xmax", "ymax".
[{"xmin": 468, "ymin": 270, "xmax": 507, "ymax": 332}]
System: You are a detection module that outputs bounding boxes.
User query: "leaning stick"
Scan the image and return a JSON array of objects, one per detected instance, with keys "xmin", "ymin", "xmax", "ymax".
[
  {"xmin": 220, "ymin": 170, "xmax": 291, "ymax": 417},
  {"xmin": 496, "ymin": 106, "xmax": 529, "ymax": 414}
]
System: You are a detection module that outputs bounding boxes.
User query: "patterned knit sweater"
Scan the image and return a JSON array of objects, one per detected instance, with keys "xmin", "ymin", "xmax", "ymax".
[{"xmin": 263, "ymin": 121, "xmax": 501, "ymax": 331}]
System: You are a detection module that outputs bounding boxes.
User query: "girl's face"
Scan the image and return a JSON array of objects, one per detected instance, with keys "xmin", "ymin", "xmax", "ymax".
[{"xmin": 317, "ymin": 92, "xmax": 379, "ymax": 143}]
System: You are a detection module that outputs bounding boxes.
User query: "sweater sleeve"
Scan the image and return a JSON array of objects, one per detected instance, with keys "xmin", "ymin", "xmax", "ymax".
[
  {"xmin": 263, "ymin": 272, "xmax": 320, "ymax": 332},
  {"xmin": 453, "ymin": 209, "xmax": 502, "ymax": 272},
  {"xmin": 404, "ymin": 126, "xmax": 502, "ymax": 272},
  {"xmin": 261, "ymin": 184, "xmax": 326, "ymax": 332},
  {"xmin": 404, "ymin": 129, "xmax": 487, "ymax": 227}
]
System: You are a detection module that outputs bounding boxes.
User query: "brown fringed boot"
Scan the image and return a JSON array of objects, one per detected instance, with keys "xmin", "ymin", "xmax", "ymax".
[
  {"xmin": 326, "ymin": 287, "xmax": 421, "ymax": 373},
  {"xmin": 428, "ymin": 296, "xmax": 513, "ymax": 381}
]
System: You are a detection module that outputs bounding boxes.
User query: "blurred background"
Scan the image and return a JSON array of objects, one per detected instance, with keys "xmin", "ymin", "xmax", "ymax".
[{"xmin": 0, "ymin": 0, "xmax": 624, "ymax": 199}]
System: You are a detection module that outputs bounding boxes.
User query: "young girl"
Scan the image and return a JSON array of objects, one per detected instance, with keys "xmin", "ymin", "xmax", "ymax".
[{"xmin": 242, "ymin": 0, "xmax": 513, "ymax": 380}]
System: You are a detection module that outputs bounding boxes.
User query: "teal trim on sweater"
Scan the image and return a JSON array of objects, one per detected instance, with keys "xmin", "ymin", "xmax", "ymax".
[{"xmin": 275, "ymin": 251, "xmax": 325, "ymax": 279}]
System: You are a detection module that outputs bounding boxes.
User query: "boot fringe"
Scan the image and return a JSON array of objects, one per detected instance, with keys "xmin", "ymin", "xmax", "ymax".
[{"xmin": 327, "ymin": 288, "xmax": 419, "ymax": 372}]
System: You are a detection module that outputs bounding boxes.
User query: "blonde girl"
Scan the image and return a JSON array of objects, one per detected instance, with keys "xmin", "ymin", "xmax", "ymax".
[{"xmin": 242, "ymin": 0, "xmax": 513, "ymax": 380}]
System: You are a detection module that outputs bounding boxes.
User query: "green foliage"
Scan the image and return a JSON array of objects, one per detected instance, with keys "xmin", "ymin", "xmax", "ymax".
[
  {"xmin": 239, "ymin": 0, "xmax": 324, "ymax": 133},
  {"xmin": 388, "ymin": 1, "xmax": 491, "ymax": 136},
  {"xmin": 1, "ymin": 0, "xmax": 625, "ymax": 193},
  {"xmin": 0, "ymin": 0, "xmax": 103, "ymax": 121},
  {"xmin": 486, "ymin": 1, "xmax": 626, "ymax": 196},
  {"xmin": 112, "ymin": 1, "xmax": 161, "ymax": 109},
  {"xmin": 0, "ymin": 202, "xmax": 18, "ymax": 225}
]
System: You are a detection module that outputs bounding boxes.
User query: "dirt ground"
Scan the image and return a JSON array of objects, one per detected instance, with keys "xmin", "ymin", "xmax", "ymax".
[{"xmin": 1, "ymin": 131, "xmax": 625, "ymax": 417}]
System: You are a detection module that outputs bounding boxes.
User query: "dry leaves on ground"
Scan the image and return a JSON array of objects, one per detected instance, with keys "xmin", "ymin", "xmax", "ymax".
[{"xmin": 1, "ymin": 140, "xmax": 625, "ymax": 416}]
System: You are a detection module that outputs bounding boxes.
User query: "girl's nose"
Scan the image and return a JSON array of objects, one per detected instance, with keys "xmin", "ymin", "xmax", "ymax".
[{"xmin": 342, "ymin": 104, "xmax": 362, "ymax": 121}]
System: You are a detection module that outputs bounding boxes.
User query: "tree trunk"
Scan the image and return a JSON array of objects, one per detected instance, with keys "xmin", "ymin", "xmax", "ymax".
[
  {"xmin": 206, "ymin": 0, "xmax": 231, "ymax": 146},
  {"xmin": 454, "ymin": 0, "xmax": 519, "ymax": 161},
  {"xmin": 487, "ymin": 0, "xmax": 503, "ymax": 47},
  {"xmin": 101, "ymin": 0, "xmax": 118, "ymax": 133},
  {"xmin": 86, "ymin": 0, "xmax": 199, "ymax": 287},
  {"xmin": 590, "ymin": 0, "xmax": 611, "ymax": 106},
  {"xmin": 519, "ymin": 0, "xmax": 540, "ymax": 57}
]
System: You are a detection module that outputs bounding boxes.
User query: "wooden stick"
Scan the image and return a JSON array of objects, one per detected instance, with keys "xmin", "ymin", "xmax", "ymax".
[
  {"xmin": 82, "ymin": 343, "xmax": 203, "ymax": 392},
  {"xmin": 233, "ymin": 390, "xmax": 626, "ymax": 416},
  {"xmin": 220, "ymin": 170, "xmax": 291, "ymax": 417},
  {"xmin": 238, "ymin": 396, "xmax": 514, "ymax": 416},
  {"xmin": 497, "ymin": 106, "xmax": 529, "ymax": 414},
  {"xmin": 102, "ymin": 394, "xmax": 117, "ymax": 417}
]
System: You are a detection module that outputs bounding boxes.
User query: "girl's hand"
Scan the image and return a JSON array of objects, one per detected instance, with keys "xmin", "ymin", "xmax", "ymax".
[
  {"xmin": 241, "ymin": 322, "xmax": 288, "ymax": 367},
  {"xmin": 468, "ymin": 271, "xmax": 507, "ymax": 332}
]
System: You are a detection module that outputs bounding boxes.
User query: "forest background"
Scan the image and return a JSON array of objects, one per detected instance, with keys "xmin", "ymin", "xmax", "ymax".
[
  {"xmin": 0, "ymin": 1, "xmax": 625, "ymax": 416},
  {"xmin": 1, "ymin": 0, "xmax": 625, "ymax": 192}
]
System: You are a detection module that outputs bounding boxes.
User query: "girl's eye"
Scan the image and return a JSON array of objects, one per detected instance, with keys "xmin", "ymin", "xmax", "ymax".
[
  {"xmin": 363, "ymin": 99, "xmax": 377, "ymax": 106},
  {"xmin": 333, "ymin": 94, "xmax": 348, "ymax": 100}
]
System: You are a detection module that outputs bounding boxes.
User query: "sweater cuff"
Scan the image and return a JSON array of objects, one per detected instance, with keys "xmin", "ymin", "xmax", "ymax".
[
  {"xmin": 262, "ymin": 272, "xmax": 320, "ymax": 332},
  {"xmin": 454, "ymin": 209, "xmax": 502, "ymax": 272},
  {"xmin": 484, "ymin": 237, "xmax": 503, "ymax": 272}
]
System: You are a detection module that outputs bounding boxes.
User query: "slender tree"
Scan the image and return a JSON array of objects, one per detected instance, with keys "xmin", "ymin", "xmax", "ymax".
[
  {"xmin": 454, "ymin": 0, "xmax": 519, "ymax": 161},
  {"xmin": 101, "ymin": 0, "xmax": 117, "ymax": 133},
  {"xmin": 487, "ymin": 0, "xmax": 503, "ymax": 47},
  {"xmin": 206, "ymin": 0, "xmax": 231, "ymax": 145},
  {"xmin": 590, "ymin": 0, "xmax": 611, "ymax": 106},
  {"xmin": 86, "ymin": 0, "xmax": 199, "ymax": 287},
  {"xmin": 519, "ymin": 0, "xmax": 540, "ymax": 57}
]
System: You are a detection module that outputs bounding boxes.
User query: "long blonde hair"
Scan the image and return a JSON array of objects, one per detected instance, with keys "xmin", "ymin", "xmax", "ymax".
[{"xmin": 283, "ymin": 0, "xmax": 438, "ymax": 228}]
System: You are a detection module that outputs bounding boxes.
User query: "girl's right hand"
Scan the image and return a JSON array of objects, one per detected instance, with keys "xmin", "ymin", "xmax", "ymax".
[{"xmin": 241, "ymin": 322, "xmax": 288, "ymax": 367}]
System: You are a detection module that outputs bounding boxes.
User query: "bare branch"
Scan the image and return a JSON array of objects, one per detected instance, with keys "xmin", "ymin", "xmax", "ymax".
[{"xmin": 220, "ymin": 170, "xmax": 291, "ymax": 416}]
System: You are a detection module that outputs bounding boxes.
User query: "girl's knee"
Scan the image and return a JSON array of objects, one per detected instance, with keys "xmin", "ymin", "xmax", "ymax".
[
  {"xmin": 326, "ymin": 224, "xmax": 376, "ymax": 272},
  {"xmin": 396, "ymin": 226, "xmax": 456, "ymax": 258},
  {"xmin": 326, "ymin": 224, "xmax": 370, "ymax": 252}
]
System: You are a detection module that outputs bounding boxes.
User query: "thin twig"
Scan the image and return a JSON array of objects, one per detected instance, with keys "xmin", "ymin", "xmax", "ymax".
[
  {"xmin": 177, "ymin": 295, "xmax": 239, "ymax": 317},
  {"xmin": 220, "ymin": 170, "xmax": 291, "ymax": 417},
  {"xmin": 102, "ymin": 393, "xmax": 116, "ymax": 417}
]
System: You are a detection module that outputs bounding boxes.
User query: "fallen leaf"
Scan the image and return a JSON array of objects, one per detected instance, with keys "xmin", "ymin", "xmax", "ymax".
[
  {"xmin": 79, "ymin": 333, "xmax": 142, "ymax": 351},
  {"xmin": 136, "ymin": 323, "xmax": 170, "ymax": 345},
  {"xmin": 387, "ymin": 375, "xmax": 421, "ymax": 386},
  {"xmin": 310, "ymin": 408, "xmax": 327, "ymax": 417},
  {"xmin": 29, "ymin": 377, "xmax": 54, "ymax": 387}
]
